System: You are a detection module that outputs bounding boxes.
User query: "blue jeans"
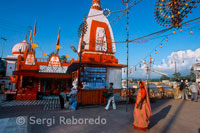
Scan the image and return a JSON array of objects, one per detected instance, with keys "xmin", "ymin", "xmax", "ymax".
[
  {"xmin": 69, "ymin": 97, "xmax": 77, "ymax": 110},
  {"xmin": 191, "ymin": 92, "xmax": 198, "ymax": 102}
]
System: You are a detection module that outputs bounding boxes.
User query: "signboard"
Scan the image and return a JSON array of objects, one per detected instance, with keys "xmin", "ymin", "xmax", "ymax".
[
  {"xmin": 39, "ymin": 55, "xmax": 67, "ymax": 73},
  {"xmin": 25, "ymin": 53, "xmax": 35, "ymax": 65},
  {"xmin": 96, "ymin": 27, "xmax": 107, "ymax": 52},
  {"xmin": 39, "ymin": 66, "xmax": 68, "ymax": 73}
]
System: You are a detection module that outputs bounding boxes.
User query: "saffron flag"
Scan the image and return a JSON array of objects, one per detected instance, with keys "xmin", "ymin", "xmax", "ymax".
[
  {"xmin": 56, "ymin": 45, "xmax": 62, "ymax": 50},
  {"xmin": 34, "ymin": 19, "xmax": 37, "ymax": 36},
  {"xmin": 10, "ymin": 75, "xmax": 17, "ymax": 83},
  {"xmin": 29, "ymin": 30, "xmax": 33, "ymax": 43},
  {"xmin": 65, "ymin": 54, "xmax": 70, "ymax": 58},
  {"xmin": 56, "ymin": 28, "xmax": 61, "ymax": 46},
  {"xmin": 32, "ymin": 43, "xmax": 39, "ymax": 49},
  {"xmin": 42, "ymin": 52, "xmax": 48, "ymax": 56}
]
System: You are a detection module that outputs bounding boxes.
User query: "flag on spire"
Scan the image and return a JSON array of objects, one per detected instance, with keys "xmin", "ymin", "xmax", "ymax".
[
  {"xmin": 29, "ymin": 30, "xmax": 33, "ymax": 43},
  {"xmin": 65, "ymin": 54, "xmax": 70, "ymax": 58},
  {"xmin": 10, "ymin": 75, "xmax": 18, "ymax": 83},
  {"xmin": 56, "ymin": 45, "xmax": 62, "ymax": 50},
  {"xmin": 32, "ymin": 43, "xmax": 39, "ymax": 49},
  {"xmin": 56, "ymin": 28, "xmax": 61, "ymax": 46},
  {"xmin": 34, "ymin": 19, "xmax": 37, "ymax": 36},
  {"xmin": 55, "ymin": 28, "xmax": 61, "ymax": 54},
  {"xmin": 42, "ymin": 52, "xmax": 48, "ymax": 56}
]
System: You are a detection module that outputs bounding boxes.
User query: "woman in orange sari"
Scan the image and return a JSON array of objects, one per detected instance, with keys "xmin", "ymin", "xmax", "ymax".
[{"xmin": 133, "ymin": 81, "xmax": 151, "ymax": 130}]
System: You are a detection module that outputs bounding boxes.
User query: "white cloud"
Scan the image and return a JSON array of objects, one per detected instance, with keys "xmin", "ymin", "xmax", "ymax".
[
  {"xmin": 153, "ymin": 48, "xmax": 200, "ymax": 77},
  {"xmin": 124, "ymin": 48, "xmax": 200, "ymax": 79}
]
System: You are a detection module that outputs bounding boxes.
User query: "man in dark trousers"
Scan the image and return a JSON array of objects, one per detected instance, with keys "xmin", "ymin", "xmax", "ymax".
[
  {"xmin": 180, "ymin": 80, "xmax": 188, "ymax": 100},
  {"xmin": 59, "ymin": 91, "xmax": 66, "ymax": 109}
]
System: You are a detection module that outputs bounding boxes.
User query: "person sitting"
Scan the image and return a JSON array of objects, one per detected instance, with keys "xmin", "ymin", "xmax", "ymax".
[
  {"xmin": 0, "ymin": 81, "xmax": 5, "ymax": 102},
  {"xmin": 59, "ymin": 90, "xmax": 67, "ymax": 109},
  {"xmin": 67, "ymin": 87, "xmax": 78, "ymax": 110}
]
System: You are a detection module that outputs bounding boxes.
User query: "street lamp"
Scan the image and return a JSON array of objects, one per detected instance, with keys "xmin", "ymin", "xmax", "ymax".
[
  {"xmin": 143, "ymin": 57, "xmax": 154, "ymax": 94},
  {"xmin": 70, "ymin": 41, "xmax": 86, "ymax": 88},
  {"xmin": 1, "ymin": 37, "xmax": 7, "ymax": 59},
  {"xmin": 70, "ymin": 45, "xmax": 77, "ymax": 53}
]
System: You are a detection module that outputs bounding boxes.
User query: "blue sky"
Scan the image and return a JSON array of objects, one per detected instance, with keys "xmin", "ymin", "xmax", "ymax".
[{"xmin": 0, "ymin": 0, "xmax": 200, "ymax": 78}]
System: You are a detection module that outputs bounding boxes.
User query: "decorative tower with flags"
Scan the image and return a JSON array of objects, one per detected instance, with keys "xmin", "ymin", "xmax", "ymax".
[
  {"xmin": 75, "ymin": 0, "xmax": 126, "ymax": 89},
  {"xmin": 78, "ymin": 0, "xmax": 116, "ymax": 62}
]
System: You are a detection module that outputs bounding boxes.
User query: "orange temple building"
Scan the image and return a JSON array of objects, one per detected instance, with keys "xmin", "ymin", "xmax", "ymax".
[{"xmin": 5, "ymin": 0, "xmax": 126, "ymax": 104}]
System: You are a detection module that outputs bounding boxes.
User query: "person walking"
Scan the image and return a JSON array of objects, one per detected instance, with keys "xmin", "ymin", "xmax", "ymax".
[
  {"xmin": 105, "ymin": 83, "xmax": 116, "ymax": 110},
  {"xmin": 180, "ymin": 80, "xmax": 188, "ymax": 100},
  {"xmin": 189, "ymin": 80, "xmax": 199, "ymax": 102},
  {"xmin": 173, "ymin": 83, "xmax": 179, "ymax": 100},
  {"xmin": 133, "ymin": 81, "xmax": 151, "ymax": 130},
  {"xmin": 0, "ymin": 81, "xmax": 5, "ymax": 102}
]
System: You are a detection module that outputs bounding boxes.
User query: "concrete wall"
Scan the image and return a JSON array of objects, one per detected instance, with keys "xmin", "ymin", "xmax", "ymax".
[
  {"xmin": 0, "ymin": 78, "xmax": 12, "ymax": 89},
  {"xmin": 6, "ymin": 62, "xmax": 16, "ymax": 77},
  {"xmin": 106, "ymin": 67, "xmax": 122, "ymax": 89}
]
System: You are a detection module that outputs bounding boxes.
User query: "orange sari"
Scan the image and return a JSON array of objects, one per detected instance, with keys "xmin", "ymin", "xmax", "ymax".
[{"xmin": 133, "ymin": 81, "xmax": 151, "ymax": 130}]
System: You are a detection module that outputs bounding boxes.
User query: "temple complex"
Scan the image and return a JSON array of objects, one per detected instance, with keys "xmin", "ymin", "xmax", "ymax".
[{"xmin": 4, "ymin": 0, "xmax": 125, "ymax": 103}]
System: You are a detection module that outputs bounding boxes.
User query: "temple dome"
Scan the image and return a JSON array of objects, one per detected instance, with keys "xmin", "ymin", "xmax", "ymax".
[{"xmin": 12, "ymin": 40, "xmax": 31, "ymax": 55}]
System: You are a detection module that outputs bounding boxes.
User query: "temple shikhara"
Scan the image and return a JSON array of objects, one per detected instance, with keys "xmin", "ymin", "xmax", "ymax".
[{"xmin": 4, "ymin": 0, "xmax": 125, "ymax": 104}]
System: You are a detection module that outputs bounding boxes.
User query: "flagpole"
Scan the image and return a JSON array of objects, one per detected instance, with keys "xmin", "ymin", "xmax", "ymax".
[
  {"xmin": 30, "ymin": 29, "xmax": 33, "ymax": 52},
  {"xmin": 32, "ymin": 19, "xmax": 37, "ymax": 52}
]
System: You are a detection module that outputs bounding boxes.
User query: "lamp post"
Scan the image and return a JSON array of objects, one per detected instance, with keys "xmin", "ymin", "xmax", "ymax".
[
  {"xmin": 121, "ymin": 0, "xmax": 130, "ymax": 113},
  {"xmin": 143, "ymin": 57, "xmax": 154, "ymax": 94},
  {"xmin": 1, "ymin": 37, "xmax": 7, "ymax": 59},
  {"xmin": 70, "ymin": 41, "xmax": 85, "ymax": 89},
  {"xmin": 171, "ymin": 61, "xmax": 178, "ymax": 80}
]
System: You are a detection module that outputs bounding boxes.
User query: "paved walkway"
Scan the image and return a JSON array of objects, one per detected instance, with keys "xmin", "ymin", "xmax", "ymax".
[
  {"xmin": 0, "ymin": 99, "xmax": 200, "ymax": 133},
  {"xmin": 0, "ymin": 97, "xmax": 60, "ymax": 111}
]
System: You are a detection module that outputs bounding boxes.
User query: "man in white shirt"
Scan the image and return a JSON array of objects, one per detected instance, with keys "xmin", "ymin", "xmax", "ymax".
[
  {"xmin": 105, "ymin": 83, "xmax": 116, "ymax": 110},
  {"xmin": 189, "ymin": 80, "xmax": 199, "ymax": 102}
]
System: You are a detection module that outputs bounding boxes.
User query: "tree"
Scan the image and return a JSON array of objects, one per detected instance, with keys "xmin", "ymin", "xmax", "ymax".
[
  {"xmin": 160, "ymin": 75, "xmax": 170, "ymax": 81},
  {"xmin": 173, "ymin": 72, "xmax": 181, "ymax": 81},
  {"xmin": 184, "ymin": 72, "xmax": 196, "ymax": 81},
  {"xmin": 60, "ymin": 55, "xmax": 66, "ymax": 60},
  {"xmin": 48, "ymin": 52, "xmax": 55, "ymax": 58}
]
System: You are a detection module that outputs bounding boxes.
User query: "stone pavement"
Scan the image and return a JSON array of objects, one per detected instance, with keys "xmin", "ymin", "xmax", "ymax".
[
  {"xmin": 0, "ymin": 99, "xmax": 60, "ymax": 111},
  {"xmin": 0, "ymin": 99, "xmax": 200, "ymax": 133}
]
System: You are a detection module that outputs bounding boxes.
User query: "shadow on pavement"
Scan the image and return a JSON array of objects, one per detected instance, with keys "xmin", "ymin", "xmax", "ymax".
[
  {"xmin": 149, "ymin": 105, "xmax": 172, "ymax": 129},
  {"xmin": 161, "ymin": 100, "xmax": 185, "ymax": 133}
]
